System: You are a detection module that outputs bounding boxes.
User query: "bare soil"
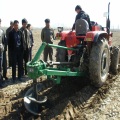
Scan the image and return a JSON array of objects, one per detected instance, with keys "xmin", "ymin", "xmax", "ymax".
[{"xmin": 0, "ymin": 30, "xmax": 120, "ymax": 120}]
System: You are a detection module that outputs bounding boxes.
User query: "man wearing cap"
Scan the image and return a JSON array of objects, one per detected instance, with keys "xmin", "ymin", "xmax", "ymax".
[
  {"xmin": 72, "ymin": 5, "xmax": 92, "ymax": 31},
  {"xmin": 0, "ymin": 19, "xmax": 8, "ymax": 87},
  {"xmin": 6, "ymin": 21, "xmax": 14, "ymax": 68},
  {"xmin": 20, "ymin": 18, "xmax": 30, "ymax": 75},
  {"xmin": 41, "ymin": 19, "xmax": 54, "ymax": 62},
  {"xmin": 9, "ymin": 20, "xmax": 24, "ymax": 83}
]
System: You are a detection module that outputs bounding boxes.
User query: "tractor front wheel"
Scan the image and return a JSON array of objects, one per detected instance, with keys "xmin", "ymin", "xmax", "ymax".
[{"xmin": 89, "ymin": 38, "xmax": 110, "ymax": 87}]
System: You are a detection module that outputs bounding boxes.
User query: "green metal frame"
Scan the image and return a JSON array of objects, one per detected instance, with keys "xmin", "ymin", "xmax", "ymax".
[{"xmin": 27, "ymin": 42, "xmax": 86, "ymax": 84}]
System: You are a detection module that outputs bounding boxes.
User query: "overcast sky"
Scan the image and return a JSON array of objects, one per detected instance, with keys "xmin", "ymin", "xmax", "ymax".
[{"xmin": 0, "ymin": 0, "xmax": 119, "ymax": 28}]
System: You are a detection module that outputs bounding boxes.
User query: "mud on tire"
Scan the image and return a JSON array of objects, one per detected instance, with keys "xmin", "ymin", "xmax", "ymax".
[
  {"xmin": 110, "ymin": 46, "xmax": 120, "ymax": 75},
  {"xmin": 89, "ymin": 38, "xmax": 110, "ymax": 87}
]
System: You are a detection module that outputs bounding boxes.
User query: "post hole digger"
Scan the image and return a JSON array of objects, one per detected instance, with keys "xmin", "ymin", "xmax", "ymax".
[{"xmin": 24, "ymin": 3, "xmax": 120, "ymax": 115}]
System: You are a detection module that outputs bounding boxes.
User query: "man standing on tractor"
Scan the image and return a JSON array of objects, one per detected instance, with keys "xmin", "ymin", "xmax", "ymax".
[
  {"xmin": 72, "ymin": 5, "xmax": 92, "ymax": 31},
  {"xmin": 41, "ymin": 19, "xmax": 55, "ymax": 62}
]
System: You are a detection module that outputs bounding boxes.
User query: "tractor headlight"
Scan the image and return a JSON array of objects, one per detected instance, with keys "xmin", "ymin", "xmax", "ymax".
[{"xmin": 57, "ymin": 27, "xmax": 63, "ymax": 33}]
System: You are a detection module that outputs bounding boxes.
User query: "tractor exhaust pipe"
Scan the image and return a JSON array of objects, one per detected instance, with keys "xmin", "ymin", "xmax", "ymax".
[{"xmin": 107, "ymin": 2, "xmax": 110, "ymax": 35}]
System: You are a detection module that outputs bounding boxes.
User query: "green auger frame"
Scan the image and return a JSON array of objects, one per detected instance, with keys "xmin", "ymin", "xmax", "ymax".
[{"xmin": 27, "ymin": 42, "xmax": 86, "ymax": 84}]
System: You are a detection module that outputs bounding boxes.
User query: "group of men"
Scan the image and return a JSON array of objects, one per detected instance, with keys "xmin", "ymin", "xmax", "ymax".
[
  {"xmin": 0, "ymin": 18, "xmax": 34, "ymax": 87},
  {"xmin": 0, "ymin": 17, "xmax": 55, "ymax": 88},
  {"xmin": 0, "ymin": 5, "xmax": 91, "ymax": 88}
]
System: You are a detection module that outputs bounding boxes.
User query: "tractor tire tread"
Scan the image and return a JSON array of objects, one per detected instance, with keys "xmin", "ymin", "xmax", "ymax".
[{"xmin": 89, "ymin": 37, "xmax": 110, "ymax": 87}]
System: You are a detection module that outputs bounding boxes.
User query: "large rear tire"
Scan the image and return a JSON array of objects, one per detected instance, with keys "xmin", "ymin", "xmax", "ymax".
[
  {"xmin": 89, "ymin": 38, "xmax": 110, "ymax": 87},
  {"xmin": 110, "ymin": 46, "xmax": 120, "ymax": 75}
]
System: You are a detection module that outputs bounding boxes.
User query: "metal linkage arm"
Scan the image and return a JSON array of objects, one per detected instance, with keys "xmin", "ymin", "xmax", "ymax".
[
  {"xmin": 30, "ymin": 42, "xmax": 77, "ymax": 64},
  {"xmin": 47, "ymin": 43, "xmax": 77, "ymax": 51},
  {"xmin": 31, "ymin": 42, "xmax": 47, "ymax": 64}
]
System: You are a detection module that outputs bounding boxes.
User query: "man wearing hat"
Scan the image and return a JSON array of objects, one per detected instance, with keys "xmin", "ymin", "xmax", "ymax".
[
  {"xmin": 41, "ymin": 19, "xmax": 54, "ymax": 62},
  {"xmin": 0, "ymin": 19, "xmax": 8, "ymax": 87},
  {"xmin": 6, "ymin": 21, "xmax": 14, "ymax": 68},
  {"xmin": 20, "ymin": 18, "xmax": 30, "ymax": 75},
  {"xmin": 72, "ymin": 5, "xmax": 92, "ymax": 31}
]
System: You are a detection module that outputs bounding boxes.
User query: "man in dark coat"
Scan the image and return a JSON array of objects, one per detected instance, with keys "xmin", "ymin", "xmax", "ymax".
[
  {"xmin": 9, "ymin": 20, "xmax": 24, "ymax": 83},
  {"xmin": 72, "ymin": 5, "xmax": 92, "ymax": 31},
  {"xmin": 20, "ymin": 18, "xmax": 30, "ymax": 75},
  {"xmin": 6, "ymin": 21, "xmax": 14, "ymax": 67}
]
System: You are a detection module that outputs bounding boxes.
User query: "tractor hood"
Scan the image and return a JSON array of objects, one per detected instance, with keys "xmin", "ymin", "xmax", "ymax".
[{"xmin": 61, "ymin": 31, "xmax": 76, "ymax": 40}]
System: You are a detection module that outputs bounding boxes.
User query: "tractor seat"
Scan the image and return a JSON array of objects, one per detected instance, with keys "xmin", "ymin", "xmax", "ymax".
[{"xmin": 75, "ymin": 19, "xmax": 89, "ymax": 36}]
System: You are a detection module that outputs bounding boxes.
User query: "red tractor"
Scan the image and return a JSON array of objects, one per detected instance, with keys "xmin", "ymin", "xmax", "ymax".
[
  {"xmin": 55, "ymin": 2, "xmax": 119, "ymax": 87},
  {"xmin": 24, "ymin": 2, "xmax": 120, "ymax": 115}
]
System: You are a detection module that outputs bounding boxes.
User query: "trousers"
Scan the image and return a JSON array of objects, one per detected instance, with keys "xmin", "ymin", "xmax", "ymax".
[
  {"xmin": 12, "ymin": 48, "xmax": 23, "ymax": 80},
  {"xmin": 3, "ymin": 50, "xmax": 7, "ymax": 78},
  {"xmin": 0, "ymin": 52, "xmax": 3, "ymax": 82},
  {"xmin": 23, "ymin": 48, "xmax": 29, "ymax": 75},
  {"xmin": 43, "ymin": 46, "xmax": 53, "ymax": 62}
]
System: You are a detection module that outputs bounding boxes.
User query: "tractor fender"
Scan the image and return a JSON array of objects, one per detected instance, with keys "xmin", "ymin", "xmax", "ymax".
[{"xmin": 85, "ymin": 31, "xmax": 108, "ymax": 42}]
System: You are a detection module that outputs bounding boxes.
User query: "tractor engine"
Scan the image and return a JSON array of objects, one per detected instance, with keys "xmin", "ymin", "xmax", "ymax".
[
  {"xmin": 56, "ymin": 19, "xmax": 90, "ymax": 72},
  {"xmin": 67, "ymin": 43, "xmax": 89, "ymax": 73}
]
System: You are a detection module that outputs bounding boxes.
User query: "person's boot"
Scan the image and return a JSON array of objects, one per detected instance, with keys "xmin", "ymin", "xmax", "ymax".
[
  {"xmin": 0, "ymin": 75, "xmax": 4, "ymax": 88},
  {"xmin": 12, "ymin": 78, "xmax": 16, "ymax": 84},
  {"xmin": 12, "ymin": 80, "xmax": 15, "ymax": 84},
  {"xmin": 2, "ymin": 81, "xmax": 7, "ymax": 87},
  {"xmin": 0, "ymin": 81, "xmax": 7, "ymax": 88},
  {"xmin": 25, "ymin": 70, "xmax": 27, "ymax": 75},
  {"xmin": 0, "ymin": 74, "xmax": 3, "ymax": 80},
  {"xmin": 18, "ymin": 78, "xmax": 22, "ymax": 82},
  {"xmin": 5, "ymin": 77, "xmax": 8, "ymax": 80},
  {"xmin": 3, "ymin": 76, "xmax": 8, "ymax": 80},
  {"xmin": 0, "ymin": 82, "xmax": 4, "ymax": 88}
]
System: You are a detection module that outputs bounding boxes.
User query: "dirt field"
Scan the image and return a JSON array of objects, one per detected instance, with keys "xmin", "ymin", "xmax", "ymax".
[{"xmin": 0, "ymin": 30, "xmax": 120, "ymax": 120}]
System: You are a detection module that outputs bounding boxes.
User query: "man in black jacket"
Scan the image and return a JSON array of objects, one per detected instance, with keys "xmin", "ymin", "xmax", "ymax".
[
  {"xmin": 6, "ymin": 21, "xmax": 14, "ymax": 67},
  {"xmin": 72, "ymin": 5, "xmax": 92, "ymax": 31},
  {"xmin": 9, "ymin": 20, "xmax": 24, "ymax": 83},
  {"xmin": 20, "ymin": 18, "xmax": 30, "ymax": 75}
]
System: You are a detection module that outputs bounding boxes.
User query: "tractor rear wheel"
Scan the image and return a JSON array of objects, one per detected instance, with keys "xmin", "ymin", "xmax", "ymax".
[
  {"xmin": 89, "ymin": 38, "xmax": 110, "ymax": 87},
  {"xmin": 110, "ymin": 46, "xmax": 120, "ymax": 75},
  {"xmin": 56, "ymin": 40, "xmax": 67, "ymax": 62}
]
